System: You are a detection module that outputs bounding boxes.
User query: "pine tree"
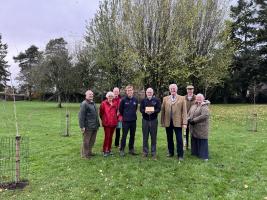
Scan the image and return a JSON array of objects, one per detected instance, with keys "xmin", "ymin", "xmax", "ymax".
[
  {"xmin": 0, "ymin": 34, "xmax": 9, "ymax": 90},
  {"xmin": 230, "ymin": 0, "xmax": 259, "ymax": 100}
]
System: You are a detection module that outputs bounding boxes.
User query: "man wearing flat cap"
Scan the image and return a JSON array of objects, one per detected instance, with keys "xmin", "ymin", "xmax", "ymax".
[{"xmin": 184, "ymin": 85, "xmax": 196, "ymax": 150}]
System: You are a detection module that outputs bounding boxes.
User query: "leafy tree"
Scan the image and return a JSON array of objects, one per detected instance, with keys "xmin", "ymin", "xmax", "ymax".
[
  {"xmin": 82, "ymin": 0, "xmax": 233, "ymax": 98},
  {"xmin": 85, "ymin": 0, "xmax": 138, "ymax": 92},
  {"xmin": 38, "ymin": 38, "xmax": 73, "ymax": 108}
]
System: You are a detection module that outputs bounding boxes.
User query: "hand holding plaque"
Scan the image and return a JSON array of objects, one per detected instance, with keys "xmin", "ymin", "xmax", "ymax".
[{"xmin": 145, "ymin": 106, "xmax": 154, "ymax": 114}]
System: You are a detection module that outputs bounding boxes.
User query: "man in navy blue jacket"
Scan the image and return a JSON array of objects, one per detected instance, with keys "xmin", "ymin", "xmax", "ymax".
[
  {"xmin": 119, "ymin": 85, "xmax": 138, "ymax": 156},
  {"xmin": 140, "ymin": 88, "xmax": 161, "ymax": 159}
]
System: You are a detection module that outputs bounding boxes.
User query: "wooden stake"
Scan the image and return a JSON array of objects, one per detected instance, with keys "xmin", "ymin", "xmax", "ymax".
[{"xmin": 15, "ymin": 136, "xmax": 21, "ymax": 183}]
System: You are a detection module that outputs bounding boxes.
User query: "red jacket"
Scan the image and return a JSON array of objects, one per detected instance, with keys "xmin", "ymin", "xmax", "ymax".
[
  {"xmin": 99, "ymin": 100, "xmax": 118, "ymax": 127},
  {"xmin": 113, "ymin": 96, "xmax": 123, "ymax": 121}
]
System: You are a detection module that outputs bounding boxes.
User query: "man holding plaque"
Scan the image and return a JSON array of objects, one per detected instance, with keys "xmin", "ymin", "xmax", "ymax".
[{"xmin": 140, "ymin": 88, "xmax": 161, "ymax": 159}]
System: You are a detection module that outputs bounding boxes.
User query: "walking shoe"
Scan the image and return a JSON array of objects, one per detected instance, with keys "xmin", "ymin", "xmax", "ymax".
[
  {"xmin": 178, "ymin": 157, "xmax": 184, "ymax": 161},
  {"xmin": 120, "ymin": 151, "xmax": 125, "ymax": 157},
  {"xmin": 81, "ymin": 155, "xmax": 91, "ymax": 159},
  {"xmin": 142, "ymin": 153, "xmax": 148, "ymax": 158},
  {"xmin": 152, "ymin": 155, "xmax": 157, "ymax": 160},
  {"xmin": 89, "ymin": 153, "xmax": 96, "ymax": 156},
  {"xmin": 103, "ymin": 152, "xmax": 109, "ymax": 157},
  {"xmin": 108, "ymin": 151, "xmax": 114, "ymax": 155},
  {"xmin": 129, "ymin": 151, "xmax": 138, "ymax": 156},
  {"xmin": 167, "ymin": 153, "xmax": 174, "ymax": 157}
]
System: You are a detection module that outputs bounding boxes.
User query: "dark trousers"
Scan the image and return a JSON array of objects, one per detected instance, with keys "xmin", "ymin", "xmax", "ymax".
[
  {"xmin": 114, "ymin": 128, "xmax": 121, "ymax": 147},
  {"xmin": 142, "ymin": 118, "xmax": 158, "ymax": 156},
  {"xmin": 185, "ymin": 124, "xmax": 190, "ymax": 148},
  {"xmin": 81, "ymin": 129, "xmax": 97, "ymax": 158},
  {"xmin": 191, "ymin": 136, "xmax": 209, "ymax": 159},
  {"xmin": 165, "ymin": 120, "xmax": 184, "ymax": 158},
  {"xmin": 120, "ymin": 121, "xmax": 136, "ymax": 151}
]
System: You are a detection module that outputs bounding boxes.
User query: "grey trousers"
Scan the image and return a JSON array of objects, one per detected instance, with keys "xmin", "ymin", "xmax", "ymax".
[
  {"xmin": 81, "ymin": 129, "xmax": 97, "ymax": 158},
  {"xmin": 142, "ymin": 118, "xmax": 158, "ymax": 155}
]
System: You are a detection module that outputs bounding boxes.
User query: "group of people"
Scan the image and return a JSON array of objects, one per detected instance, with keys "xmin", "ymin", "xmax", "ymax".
[{"xmin": 78, "ymin": 84, "xmax": 210, "ymax": 161}]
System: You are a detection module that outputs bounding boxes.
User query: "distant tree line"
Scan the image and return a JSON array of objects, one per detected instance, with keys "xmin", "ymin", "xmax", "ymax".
[{"xmin": 0, "ymin": 0, "xmax": 266, "ymax": 105}]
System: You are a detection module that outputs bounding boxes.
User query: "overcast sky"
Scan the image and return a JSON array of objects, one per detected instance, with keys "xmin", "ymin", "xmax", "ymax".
[
  {"xmin": 0, "ymin": 0, "xmax": 236, "ymax": 86},
  {"xmin": 0, "ymin": 0, "xmax": 99, "ymax": 85}
]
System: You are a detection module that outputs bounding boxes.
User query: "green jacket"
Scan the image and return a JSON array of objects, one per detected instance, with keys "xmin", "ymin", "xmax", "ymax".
[
  {"xmin": 188, "ymin": 102, "xmax": 209, "ymax": 139},
  {"xmin": 79, "ymin": 100, "xmax": 100, "ymax": 130}
]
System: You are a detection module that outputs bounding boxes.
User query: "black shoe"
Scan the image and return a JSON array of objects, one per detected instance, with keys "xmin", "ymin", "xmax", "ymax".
[
  {"xmin": 129, "ymin": 151, "xmax": 138, "ymax": 156},
  {"xmin": 167, "ymin": 154, "xmax": 174, "ymax": 157},
  {"xmin": 142, "ymin": 153, "xmax": 148, "ymax": 158}
]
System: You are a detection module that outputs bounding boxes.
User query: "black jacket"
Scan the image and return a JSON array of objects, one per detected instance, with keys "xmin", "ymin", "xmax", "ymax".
[
  {"xmin": 119, "ymin": 96, "xmax": 138, "ymax": 122},
  {"xmin": 140, "ymin": 97, "xmax": 161, "ymax": 121},
  {"xmin": 79, "ymin": 100, "xmax": 100, "ymax": 130}
]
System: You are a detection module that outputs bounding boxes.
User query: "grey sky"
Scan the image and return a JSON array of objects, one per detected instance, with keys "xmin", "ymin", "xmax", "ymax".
[
  {"xmin": 0, "ymin": 0, "xmax": 237, "ymax": 86},
  {"xmin": 0, "ymin": 0, "xmax": 99, "ymax": 85}
]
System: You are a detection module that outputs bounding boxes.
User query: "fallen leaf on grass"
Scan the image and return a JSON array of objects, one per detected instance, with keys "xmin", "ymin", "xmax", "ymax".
[{"xmin": 244, "ymin": 184, "xmax": 248, "ymax": 189}]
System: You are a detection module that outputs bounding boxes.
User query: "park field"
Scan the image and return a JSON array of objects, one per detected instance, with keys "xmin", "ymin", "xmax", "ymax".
[{"xmin": 0, "ymin": 101, "xmax": 267, "ymax": 200}]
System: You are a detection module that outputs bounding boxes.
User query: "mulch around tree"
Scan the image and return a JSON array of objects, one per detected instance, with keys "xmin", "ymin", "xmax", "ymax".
[{"xmin": 0, "ymin": 180, "xmax": 28, "ymax": 190}]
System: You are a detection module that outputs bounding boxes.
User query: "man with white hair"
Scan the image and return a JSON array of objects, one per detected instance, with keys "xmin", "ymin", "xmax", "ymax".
[
  {"xmin": 79, "ymin": 90, "xmax": 100, "ymax": 159},
  {"xmin": 161, "ymin": 84, "xmax": 187, "ymax": 161},
  {"xmin": 140, "ymin": 88, "xmax": 161, "ymax": 159},
  {"xmin": 113, "ymin": 87, "xmax": 122, "ymax": 148}
]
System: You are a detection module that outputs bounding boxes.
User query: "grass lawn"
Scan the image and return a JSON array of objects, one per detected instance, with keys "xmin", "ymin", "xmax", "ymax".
[{"xmin": 0, "ymin": 101, "xmax": 266, "ymax": 200}]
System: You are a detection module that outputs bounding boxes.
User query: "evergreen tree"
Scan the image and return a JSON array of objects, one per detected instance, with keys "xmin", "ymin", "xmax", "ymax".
[
  {"xmin": 13, "ymin": 45, "xmax": 42, "ymax": 100},
  {"xmin": 0, "ymin": 34, "xmax": 9, "ymax": 90}
]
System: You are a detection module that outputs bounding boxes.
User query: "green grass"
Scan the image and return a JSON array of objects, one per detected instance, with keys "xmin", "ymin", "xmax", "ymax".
[{"xmin": 0, "ymin": 101, "xmax": 267, "ymax": 200}]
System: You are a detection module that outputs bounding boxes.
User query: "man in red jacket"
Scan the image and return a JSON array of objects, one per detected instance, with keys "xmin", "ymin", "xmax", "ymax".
[{"xmin": 99, "ymin": 91, "xmax": 119, "ymax": 156}]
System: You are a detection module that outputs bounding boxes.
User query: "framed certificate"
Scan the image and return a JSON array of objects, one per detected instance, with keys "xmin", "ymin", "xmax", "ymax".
[{"xmin": 145, "ymin": 107, "xmax": 155, "ymax": 112}]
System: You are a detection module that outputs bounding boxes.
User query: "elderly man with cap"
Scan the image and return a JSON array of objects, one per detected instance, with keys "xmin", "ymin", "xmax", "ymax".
[
  {"xmin": 140, "ymin": 88, "xmax": 161, "ymax": 159},
  {"xmin": 184, "ymin": 85, "xmax": 196, "ymax": 150},
  {"xmin": 161, "ymin": 84, "xmax": 187, "ymax": 161}
]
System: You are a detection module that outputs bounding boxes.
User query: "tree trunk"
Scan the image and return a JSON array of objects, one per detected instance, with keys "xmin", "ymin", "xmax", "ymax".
[{"xmin": 58, "ymin": 93, "xmax": 62, "ymax": 108}]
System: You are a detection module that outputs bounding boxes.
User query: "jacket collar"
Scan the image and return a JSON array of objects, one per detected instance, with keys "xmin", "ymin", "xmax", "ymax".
[{"xmin": 185, "ymin": 94, "xmax": 196, "ymax": 101}]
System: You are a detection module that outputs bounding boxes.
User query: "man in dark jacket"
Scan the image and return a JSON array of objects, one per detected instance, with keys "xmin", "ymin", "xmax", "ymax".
[
  {"xmin": 119, "ymin": 85, "xmax": 138, "ymax": 156},
  {"xmin": 79, "ymin": 90, "xmax": 100, "ymax": 159},
  {"xmin": 140, "ymin": 88, "xmax": 161, "ymax": 159}
]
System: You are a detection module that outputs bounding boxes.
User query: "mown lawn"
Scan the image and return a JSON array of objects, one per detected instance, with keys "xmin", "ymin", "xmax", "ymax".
[{"xmin": 0, "ymin": 101, "xmax": 266, "ymax": 200}]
